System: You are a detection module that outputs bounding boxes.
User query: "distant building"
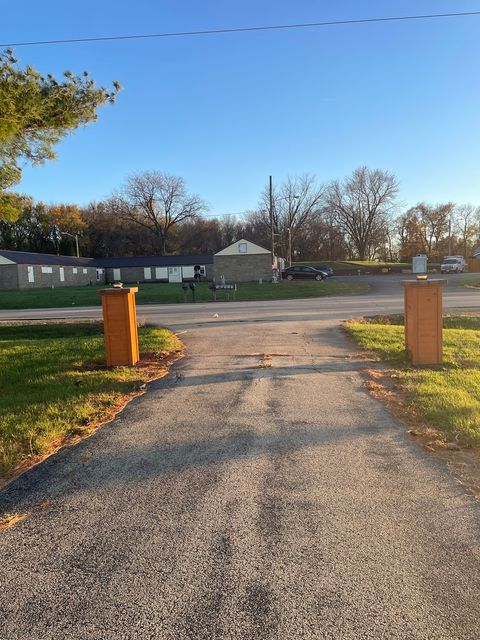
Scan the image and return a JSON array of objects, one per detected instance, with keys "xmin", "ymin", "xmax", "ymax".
[
  {"xmin": 0, "ymin": 250, "xmax": 214, "ymax": 290},
  {"xmin": 99, "ymin": 254, "xmax": 213, "ymax": 285},
  {"xmin": 0, "ymin": 242, "xmax": 275, "ymax": 290},
  {"xmin": 0, "ymin": 250, "xmax": 104, "ymax": 290},
  {"xmin": 213, "ymin": 239, "xmax": 272, "ymax": 283}
]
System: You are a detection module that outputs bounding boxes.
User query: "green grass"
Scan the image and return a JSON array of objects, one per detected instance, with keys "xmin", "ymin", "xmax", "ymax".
[
  {"xmin": 345, "ymin": 315, "xmax": 480, "ymax": 444},
  {"xmin": 0, "ymin": 280, "xmax": 369, "ymax": 309},
  {"xmin": 462, "ymin": 279, "xmax": 480, "ymax": 289},
  {"xmin": 344, "ymin": 260, "xmax": 410, "ymax": 268},
  {"xmin": 293, "ymin": 260, "xmax": 411, "ymax": 270},
  {"xmin": 293, "ymin": 261, "xmax": 359, "ymax": 271},
  {"xmin": 0, "ymin": 322, "xmax": 182, "ymax": 478}
]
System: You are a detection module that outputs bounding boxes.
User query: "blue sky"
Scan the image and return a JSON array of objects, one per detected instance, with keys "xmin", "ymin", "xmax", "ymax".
[{"xmin": 3, "ymin": 1, "xmax": 480, "ymax": 215}]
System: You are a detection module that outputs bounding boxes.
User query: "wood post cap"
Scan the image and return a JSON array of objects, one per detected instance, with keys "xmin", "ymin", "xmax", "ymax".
[
  {"xmin": 401, "ymin": 279, "xmax": 446, "ymax": 287},
  {"xmin": 98, "ymin": 287, "xmax": 138, "ymax": 295}
]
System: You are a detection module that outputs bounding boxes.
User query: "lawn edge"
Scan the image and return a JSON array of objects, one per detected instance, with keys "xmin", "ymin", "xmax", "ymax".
[
  {"xmin": 0, "ymin": 341, "xmax": 185, "ymax": 494},
  {"xmin": 342, "ymin": 319, "xmax": 480, "ymax": 500}
]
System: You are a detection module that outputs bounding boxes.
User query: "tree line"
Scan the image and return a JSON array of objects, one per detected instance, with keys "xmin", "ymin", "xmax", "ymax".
[
  {"xmin": 1, "ymin": 52, "xmax": 479, "ymax": 263},
  {"xmin": 1, "ymin": 166, "xmax": 479, "ymax": 262}
]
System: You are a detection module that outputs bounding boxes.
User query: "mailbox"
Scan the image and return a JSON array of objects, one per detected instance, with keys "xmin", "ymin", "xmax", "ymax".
[
  {"xmin": 98, "ymin": 287, "xmax": 139, "ymax": 366},
  {"xmin": 402, "ymin": 278, "xmax": 445, "ymax": 365}
]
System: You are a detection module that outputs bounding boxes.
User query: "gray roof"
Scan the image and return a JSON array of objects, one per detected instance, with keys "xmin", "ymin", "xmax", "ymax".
[
  {"xmin": 0, "ymin": 249, "xmax": 214, "ymax": 268},
  {"xmin": 0, "ymin": 250, "xmax": 95, "ymax": 267}
]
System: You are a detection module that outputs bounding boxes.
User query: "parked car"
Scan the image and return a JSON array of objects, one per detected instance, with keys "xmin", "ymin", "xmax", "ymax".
[
  {"xmin": 440, "ymin": 256, "xmax": 466, "ymax": 273},
  {"xmin": 316, "ymin": 265, "xmax": 334, "ymax": 277},
  {"xmin": 282, "ymin": 265, "xmax": 326, "ymax": 281}
]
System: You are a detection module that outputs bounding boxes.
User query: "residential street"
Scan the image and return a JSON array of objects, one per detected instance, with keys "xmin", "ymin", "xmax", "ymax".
[{"xmin": 1, "ymin": 282, "xmax": 480, "ymax": 639}]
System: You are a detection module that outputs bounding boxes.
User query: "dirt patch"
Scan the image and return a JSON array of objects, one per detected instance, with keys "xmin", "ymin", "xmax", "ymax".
[{"xmin": 362, "ymin": 367, "xmax": 480, "ymax": 499}]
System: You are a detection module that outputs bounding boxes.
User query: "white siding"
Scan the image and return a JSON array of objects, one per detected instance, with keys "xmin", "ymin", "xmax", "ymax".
[
  {"xmin": 182, "ymin": 266, "xmax": 195, "ymax": 279},
  {"xmin": 155, "ymin": 267, "xmax": 168, "ymax": 280},
  {"xmin": 215, "ymin": 239, "xmax": 270, "ymax": 256},
  {"xmin": 168, "ymin": 266, "xmax": 182, "ymax": 283}
]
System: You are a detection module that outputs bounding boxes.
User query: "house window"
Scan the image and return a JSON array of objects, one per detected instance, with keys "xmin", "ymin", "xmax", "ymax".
[
  {"xmin": 155, "ymin": 267, "xmax": 168, "ymax": 279},
  {"xmin": 73, "ymin": 268, "xmax": 78, "ymax": 274},
  {"xmin": 83, "ymin": 268, "xmax": 88, "ymax": 274},
  {"xmin": 113, "ymin": 268, "xmax": 121, "ymax": 281},
  {"xmin": 41, "ymin": 266, "xmax": 53, "ymax": 274},
  {"xmin": 144, "ymin": 267, "xmax": 152, "ymax": 280},
  {"xmin": 238, "ymin": 242, "xmax": 247, "ymax": 254},
  {"xmin": 96, "ymin": 269, "xmax": 103, "ymax": 281},
  {"xmin": 182, "ymin": 266, "xmax": 195, "ymax": 279}
]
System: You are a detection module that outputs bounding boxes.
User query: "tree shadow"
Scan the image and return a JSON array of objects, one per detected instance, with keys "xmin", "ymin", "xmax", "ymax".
[{"xmin": 0, "ymin": 403, "xmax": 398, "ymax": 514}]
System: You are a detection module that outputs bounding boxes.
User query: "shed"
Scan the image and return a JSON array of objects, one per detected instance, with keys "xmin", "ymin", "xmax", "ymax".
[{"xmin": 213, "ymin": 240, "xmax": 272, "ymax": 283}]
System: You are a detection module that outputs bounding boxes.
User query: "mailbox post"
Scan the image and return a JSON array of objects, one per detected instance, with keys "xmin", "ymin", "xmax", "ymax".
[
  {"xmin": 402, "ymin": 278, "xmax": 446, "ymax": 365},
  {"xmin": 98, "ymin": 287, "xmax": 139, "ymax": 366}
]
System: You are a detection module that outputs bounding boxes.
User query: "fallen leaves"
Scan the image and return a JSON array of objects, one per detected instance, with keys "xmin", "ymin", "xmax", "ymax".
[{"xmin": 0, "ymin": 512, "xmax": 31, "ymax": 531}]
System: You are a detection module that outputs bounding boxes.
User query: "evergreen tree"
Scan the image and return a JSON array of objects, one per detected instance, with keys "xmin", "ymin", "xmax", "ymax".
[{"xmin": 0, "ymin": 49, "xmax": 121, "ymax": 220}]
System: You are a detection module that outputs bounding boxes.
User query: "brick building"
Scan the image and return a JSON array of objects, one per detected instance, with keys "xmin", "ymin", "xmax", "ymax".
[
  {"xmin": 0, "ymin": 242, "xmax": 273, "ymax": 290},
  {"xmin": 0, "ymin": 250, "xmax": 104, "ymax": 290},
  {"xmin": 100, "ymin": 254, "xmax": 213, "ymax": 285},
  {"xmin": 213, "ymin": 240, "xmax": 272, "ymax": 283}
]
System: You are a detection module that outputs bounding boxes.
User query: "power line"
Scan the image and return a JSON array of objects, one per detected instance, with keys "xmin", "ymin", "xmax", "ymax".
[{"xmin": 2, "ymin": 10, "xmax": 480, "ymax": 48}]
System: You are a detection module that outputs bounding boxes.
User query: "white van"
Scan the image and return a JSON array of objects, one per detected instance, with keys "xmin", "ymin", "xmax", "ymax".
[{"xmin": 440, "ymin": 256, "xmax": 466, "ymax": 273}]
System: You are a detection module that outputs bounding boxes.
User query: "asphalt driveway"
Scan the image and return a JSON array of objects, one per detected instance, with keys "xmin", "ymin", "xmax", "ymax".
[{"xmin": 1, "ymin": 316, "xmax": 479, "ymax": 639}]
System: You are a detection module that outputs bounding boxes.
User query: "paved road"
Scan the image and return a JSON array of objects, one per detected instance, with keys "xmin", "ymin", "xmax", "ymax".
[
  {"xmin": 1, "ymin": 278, "xmax": 480, "ymax": 638},
  {"xmin": 0, "ymin": 274, "xmax": 479, "ymax": 328}
]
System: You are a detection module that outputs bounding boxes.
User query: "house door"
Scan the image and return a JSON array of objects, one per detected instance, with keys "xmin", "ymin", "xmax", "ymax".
[
  {"xmin": 168, "ymin": 266, "xmax": 182, "ymax": 283},
  {"xmin": 27, "ymin": 266, "xmax": 35, "ymax": 283}
]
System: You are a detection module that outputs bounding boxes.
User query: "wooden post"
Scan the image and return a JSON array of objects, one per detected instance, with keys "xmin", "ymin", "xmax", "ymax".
[
  {"xmin": 98, "ymin": 287, "xmax": 139, "ymax": 366},
  {"xmin": 402, "ymin": 279, "xmax": 445, "ymax": 365}
]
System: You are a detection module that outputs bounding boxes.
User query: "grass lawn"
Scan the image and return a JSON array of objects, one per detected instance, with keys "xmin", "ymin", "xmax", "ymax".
[
  {"xmin": 462, "ymin": 278, "xmax": 480, "ymax": 288},
  {"xmin": 343, "ymin": 260, "xmax": 410, "ymax": 268},
  {"xmin": 345, "ymin": 315, "xmax": 480, "ymax": 445},
  {"xmin": 0, "ymin": 280, "xmax": 369, "ymax": 309},
  {"xmin": 293, "ymin": 260, "xmax": 411, "ymax": 270},
  {"xmin": 0, "ymin": 322, "xmax": 182, "ymax": 479}
]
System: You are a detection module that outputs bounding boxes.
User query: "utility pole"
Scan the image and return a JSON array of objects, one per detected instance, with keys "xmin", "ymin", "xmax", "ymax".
[
  {"xmin": 288, "ymin": 227, "xmax": 292, "ymax": 267},
  {"xmin": 448, "ymin": 218, "xmax": 452, "ymax": 256},
  {"xmin": 269, "ymin": 175, "xmax": 274, "ymax": 263},
  {"xmin": 73, "ymin": 234, "xmax": 80, "ymax": 258},
  {"xmin": 60, "ymin": 231, "xmax": 80, "ymax": 257}
]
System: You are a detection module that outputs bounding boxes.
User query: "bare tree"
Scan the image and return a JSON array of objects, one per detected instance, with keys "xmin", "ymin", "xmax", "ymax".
[
  {"xmin": 325, "ymin": 166, "xmax": 399, "ymax": 260},
  {"xmin": 257, "ymin": 174, "xmax": 325, "ymax": 259},
  {"xmin": 117, "ymin": 171, "xmax": 206, "ymax": 254},
  {"xmin": 454, "ymin": 204, "xmax": 480, "ymax": 257}
]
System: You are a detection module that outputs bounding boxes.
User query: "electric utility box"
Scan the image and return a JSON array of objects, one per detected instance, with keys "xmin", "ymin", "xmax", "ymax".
[{"xmin": 412, "ymin": 255, "xmax": 428, "ymax": 274}]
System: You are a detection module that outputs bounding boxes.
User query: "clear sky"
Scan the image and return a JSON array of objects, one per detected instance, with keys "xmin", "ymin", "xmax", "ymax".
[{"xmin": 3, "ymin": 1, "xmax": 480, "ymax": 215}]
